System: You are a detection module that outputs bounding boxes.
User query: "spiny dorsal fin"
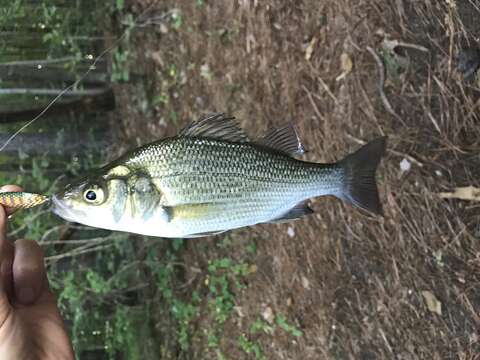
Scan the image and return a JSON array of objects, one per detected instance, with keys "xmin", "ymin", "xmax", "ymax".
[
  {"xmin": 179, "ymin": 113, "xmax": 249, "ymax": 142},
  {"xmin": 268, "ymin": 201, "xmax": 313, "ymax": 224},
  {"xmin": 258, "ymin": 123, "xmax": 306, "ymax": 156}
]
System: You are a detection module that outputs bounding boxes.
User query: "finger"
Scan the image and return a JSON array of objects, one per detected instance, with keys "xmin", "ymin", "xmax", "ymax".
[
  {"xmin": 0, "ymin": 185, "xmax": 23, "ymax": 192},
  {"xmin": 12, "ymin": 239, "xmax": 45, "ymax": 305},
  {"xmin": 0, "ymin": 185, "xmax": 21, "ymax": 302},
  {"xmin": 0, "ymin": 205, "xmax": 13, "ymax": 322},
  {"xmin": 0, "ymin": 185, "xmax": 24, "ymax": 216}
]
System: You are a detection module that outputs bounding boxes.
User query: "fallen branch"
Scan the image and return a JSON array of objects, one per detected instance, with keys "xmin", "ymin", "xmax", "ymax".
[
  {"xmin": 438, "ymin": 186, "xmax": 480, "ymax": 201},
  {"xmin": 366, "ymin": 46, "xmax": 404, "ymax": 124},
  {"xmin": 0, "ymin": 87, "xmax": 108, "ymax": 96}
]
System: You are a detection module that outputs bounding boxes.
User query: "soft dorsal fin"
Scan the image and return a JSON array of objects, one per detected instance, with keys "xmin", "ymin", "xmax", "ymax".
[
  {"xmin": 258, "ymin": 123, "xmax": 306, "ymax": 156},
  {"xmin": 267, "ymin": 201, "xmax": 313, "ymax": 224},
  {"xmin": 179, "ymin": 113, "xmax": 250, "ymax": 142}
]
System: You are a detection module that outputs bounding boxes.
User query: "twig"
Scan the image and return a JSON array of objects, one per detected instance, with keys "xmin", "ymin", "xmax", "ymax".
[
  {"xmin": 107, "ymin": 260, "xmax": 145, "ymax": 284},
  {"xmin": 123, "ymin": 9, "xmax": 176, "ymax": 27},
  {"xmin": 317, "ymin": 76, "xmax": 338, "ymax": 104},
  {"xmin": 43, "ymin": 235, "xmax": 113, "ymax": 261},
  {"xmin": 0, "ymin": 56, "xmax": 77, "ymax": 67},
  {"xmin": 0, "ymin": 88, "xmax": 108, "ymax": 96},
  {"xmin": 388, "ymin": 40, "xmax": 429, "ymax": 53},
  {"xmin": 301, "ymin": 85, "xmax": 323, "ymax": 122},
  {"xmin": 40, "ymin": 225, "xmax": 65, "ymax": 242},
  {"xmin": 45, "ymin": 241, "xmax": 113, "ymax": 262},
  {"xmin": 366, "ymin": 46, "xmax": 404, "ymax": 124},
  {"xmin": 7, "ymin": 209, "xmax": 50, "ymax": 237},
  {"xmin": 40, "ymin": 236, "xmax": 114, "ymax": 246}
]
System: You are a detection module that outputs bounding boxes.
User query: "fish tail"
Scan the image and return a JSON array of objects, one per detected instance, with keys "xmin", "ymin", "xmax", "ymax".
[{"xmin": 338, "ymin": 137, "xmax": 387, "ymax": 215}]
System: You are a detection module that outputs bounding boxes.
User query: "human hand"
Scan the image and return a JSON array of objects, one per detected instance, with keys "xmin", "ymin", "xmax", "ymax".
[{"xmin": 0, "ymin": 185, "xmax": 74, "ymax": 360}]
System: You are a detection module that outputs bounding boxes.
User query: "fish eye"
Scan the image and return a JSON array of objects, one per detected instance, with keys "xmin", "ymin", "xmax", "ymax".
[
  {"xmin": 85, "ymin": 190, "xmax": 96, "ymax": 201},
  {"xmin": 83, "ymin": 185, "xmax": 105, "ymax": 205}
]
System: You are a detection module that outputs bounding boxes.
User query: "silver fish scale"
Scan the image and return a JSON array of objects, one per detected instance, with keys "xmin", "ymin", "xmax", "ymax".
[{"xmin": 125, "ymin": 137, "xmax": 343, "ymax": 214}]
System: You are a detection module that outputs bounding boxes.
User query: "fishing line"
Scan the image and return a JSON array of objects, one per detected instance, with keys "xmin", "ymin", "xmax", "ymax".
[{"xmin": 0, "ymin": 3, "xmax": 160, "ymax": 152}]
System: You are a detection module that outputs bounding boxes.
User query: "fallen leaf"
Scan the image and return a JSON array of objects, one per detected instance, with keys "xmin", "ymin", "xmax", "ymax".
[
  {"xmin": 340, "ymin": 53, "xmax": 353, "ymax": 73},
  {"xmin": 399, "ymin": 158, "xmax": 411, "ymax": 173},
  {"xmin": 200, "ymin": 63, "xmax": 212, "ymax": 80},
  {"xmin": 262, "ymin": 306, "xmax": 274, "ymax": 324},
  {"xmin": 305, "ymin": 37, "xmax": 317, "ymax": 61},
  {"xmin": 149, "ymin": 50, "xmax": 164, "ymax": 67},
  {"xmin": 234, "ymin": 306, "xmax": 245, "ymax": 317},
  {"xmin": 445, "ymin": 0, "xmax": 456, "ymax": 8},
  {"xmin": 159, "ymin": 23, "xmax": 168, "ymax": 34},
  {"xmin": 301, "ymin": 276, "xmax": 310, "ymax": 290},
  {"xmin": 382, "ymin": 38, "xmax": 410, "ymax": 69},
  {"xmin": 438, "ymin": 186, "xmax": 480, "ymax": 202},
  {"xmin": 421, "ymin": 291, "xmax": 442, "ymax": 316},
  {"xmin": 335, "ymin": 53, "xmax": 353, "ymax": 81}
]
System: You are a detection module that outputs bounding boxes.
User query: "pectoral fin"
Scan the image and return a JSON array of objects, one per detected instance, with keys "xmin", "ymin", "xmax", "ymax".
[{"xmin": 129, "ymin": 176, "xmax": 160, "ymax": 221}]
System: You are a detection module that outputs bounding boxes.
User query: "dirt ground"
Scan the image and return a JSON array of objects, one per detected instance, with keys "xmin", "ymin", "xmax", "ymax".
[{"xmin": 111, "ymin": 0, "xmax": 480, "ymax": 359}]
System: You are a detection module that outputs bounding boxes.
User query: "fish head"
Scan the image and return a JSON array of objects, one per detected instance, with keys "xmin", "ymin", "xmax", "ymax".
[
  {"xmin": 52, "ymin": 165, "xmax": 163, "ymax": 232},
  {"xmin": 52, "ymin": 167, "xmax": 132, "ymax": 229}
]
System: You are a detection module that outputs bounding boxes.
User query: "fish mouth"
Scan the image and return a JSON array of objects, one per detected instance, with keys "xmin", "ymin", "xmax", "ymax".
[{"xmin": 51, "ymin": 194, "xmax": 86, "ymax": 223}]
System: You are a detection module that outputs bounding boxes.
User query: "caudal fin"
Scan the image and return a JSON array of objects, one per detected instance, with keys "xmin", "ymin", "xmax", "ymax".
[{"xmin": 339, "ymin": 137, "xmax": 387, "ymax": 215}]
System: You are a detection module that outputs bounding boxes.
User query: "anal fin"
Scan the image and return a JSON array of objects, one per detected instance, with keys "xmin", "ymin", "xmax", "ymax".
[
  {"xmin": 268, "ymin": 201, "xmax": 314, "ymax": 224},
  {"xmin": 182, "ymin": 230, "xmax": 227, "ymax": 238}
]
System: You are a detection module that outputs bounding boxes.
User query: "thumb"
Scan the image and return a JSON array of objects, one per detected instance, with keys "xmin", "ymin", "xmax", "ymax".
[{"xmin": 12, "ymin": 239, "xmax": 46, "ymax": 305}]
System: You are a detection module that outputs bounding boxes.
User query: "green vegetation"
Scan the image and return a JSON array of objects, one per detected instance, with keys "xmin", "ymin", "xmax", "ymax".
[
  {"xmin": 276, "ymin": 314, "xmax": 303, "ymax": 338},
  {"xmin": 111, "ymin": 49, "xmax": 131, "ymax": 82},
  {"xmin": 0, "ymin": 0, "xmax": 105, "ymax": 67},
  {"xmin": 238, "ymin": 334, "xmax": 266, "ymax": 360},
  {"xmin": 250, "ymin": 318, "xmax": 274, "ymax": 335}
]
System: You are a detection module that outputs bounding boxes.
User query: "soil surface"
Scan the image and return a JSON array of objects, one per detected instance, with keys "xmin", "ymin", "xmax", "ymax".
[{"xmin": 111, "ymin": 1, "xmax": 480, "ymax": 359}]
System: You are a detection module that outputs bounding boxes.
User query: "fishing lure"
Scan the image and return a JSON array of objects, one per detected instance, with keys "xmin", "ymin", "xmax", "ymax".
[{"xmin": 0, "ymin": 192, "xmax": 49, "ymax": 209}]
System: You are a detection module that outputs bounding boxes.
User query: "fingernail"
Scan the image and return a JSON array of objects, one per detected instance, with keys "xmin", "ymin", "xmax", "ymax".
[{"xmin": 18, "ymin": 287, "xmax": 35, "ymax": 304}]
